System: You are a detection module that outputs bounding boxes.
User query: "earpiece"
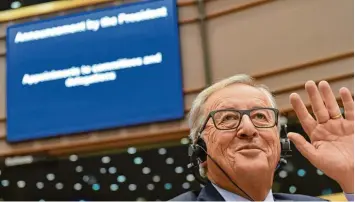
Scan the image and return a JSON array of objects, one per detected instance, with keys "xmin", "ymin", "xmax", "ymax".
[
  {"xmin": 187, "ymin": 134, "xmax": 208, "ymax": 184},
  {"xmin": 187, "ymin": 133, "xmax": 209, "ymax": 185},
  {"xmin": 189, "ymin": 135, "xmax": 207, "ymax": 162},
  {"xmin": 280, "ymin": 124, "xmax": 292, "ymax": 159}
]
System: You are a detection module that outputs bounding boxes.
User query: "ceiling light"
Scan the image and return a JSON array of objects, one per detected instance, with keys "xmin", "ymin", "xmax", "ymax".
[{"xmin": 11, "ymin": 1, "xmax": 21, "ymax": 9}]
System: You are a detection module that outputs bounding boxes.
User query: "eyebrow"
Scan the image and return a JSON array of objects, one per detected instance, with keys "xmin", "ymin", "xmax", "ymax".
[
  {"xmin": 250, "ymin": 105, "xmax": 270, "ymax": 109},
  {"xmin": 213, "ymin": 105, "xmax": 270, "ymax": 111}
]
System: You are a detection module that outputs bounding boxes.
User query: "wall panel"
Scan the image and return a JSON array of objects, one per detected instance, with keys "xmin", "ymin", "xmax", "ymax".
[
  {"xmin": 0, "ymin": 116, "xmax": 189, "ymax": 156},
  {"xmin": 0, "ymin": 39, "xmax": 5, "ymax": 55},
  {"xmin": 256, "ymin": 57, "xmax": 354, "ymax": 92},
  {"xmin": 0, "ymin": 63, "xmax": 5, "ymax": 120},
  {"xmin": 207, "ymin": 0, "xmax": 353, "ymax": 81},
  {"xmin": 0, "ymin": 22, "xmax": 8, "ymax": 38},
  {"xmin": 275, "ymin": 77, "xmax": 354, "ymax": 111},
  {"xmin": 184, "ymin": 92, "xmax": 198, "ymax": 112},
  {"xmin": 179, "ymin": 23, "xmax": 206, "ymax": 90},
  {"xmin": 206, "ymin": 0, "xmax": 262, "ymax": 14},
  {"xmin": 178, "ymin": 2, "xmax": 198, "ymax": 22},
  {"xmin": 0, "ymin": 121, "xmax": 5, "ymax": 138}
]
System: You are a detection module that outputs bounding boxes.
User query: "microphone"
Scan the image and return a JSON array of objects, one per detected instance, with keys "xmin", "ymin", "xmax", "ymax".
[
  {"xmin": 280, "ymin": 158, "xmax": 288, "ymax": 165},
  {"xmin": 187, "ymin": 162, "xmax": 195, "ymax": 169},
  {"xmin": 276, "ymin": 158, "xmax": 288, "ymax": 170}
]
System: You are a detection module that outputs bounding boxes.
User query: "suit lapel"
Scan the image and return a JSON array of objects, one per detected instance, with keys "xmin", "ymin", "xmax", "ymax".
[{"xmin": 197, "ymin": 182, "xmax": 225, "ymax": 201}]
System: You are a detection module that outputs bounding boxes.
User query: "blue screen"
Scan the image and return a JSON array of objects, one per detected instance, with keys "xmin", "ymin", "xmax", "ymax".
[{"xmin": 6, "ymin": 0, "xmax": 184, "ymax": 142}]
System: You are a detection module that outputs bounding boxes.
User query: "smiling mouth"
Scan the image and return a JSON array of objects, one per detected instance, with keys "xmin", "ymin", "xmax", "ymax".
[
  {"xmin": 236, "ymin": 146, "xmax": 263, "ymax": 152},
  {"xmin": 237, "ymin": 148, "xmax": 262, "ymax": 156},
  {"xmin": 239, "ymin": 148, "xmax": 261, "ymax": 151}
]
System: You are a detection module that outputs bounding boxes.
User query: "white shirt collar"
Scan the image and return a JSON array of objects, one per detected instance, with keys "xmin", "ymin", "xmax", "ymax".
[{"xmin": 212, "ymin": 183, "xmax": 274, "ymax": 201}]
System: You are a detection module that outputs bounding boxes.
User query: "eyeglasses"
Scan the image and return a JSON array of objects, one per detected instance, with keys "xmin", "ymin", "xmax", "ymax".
[{"xmin": 199, "ymin": 108, "xmax": 279, "ymax": 133}]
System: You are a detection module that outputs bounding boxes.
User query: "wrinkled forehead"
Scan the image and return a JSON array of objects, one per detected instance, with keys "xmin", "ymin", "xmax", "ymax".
[{"xmin": 204, "ymin": 83, "xmax": 273, "ymax": 112}]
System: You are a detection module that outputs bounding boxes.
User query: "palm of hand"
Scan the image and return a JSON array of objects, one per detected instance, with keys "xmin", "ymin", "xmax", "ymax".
[
  {"xmin": 288, "ymin": 80, "xmax": 354, "ymax": 192},
  {"xmin": 309, "ymin": 119, "xmax": 353, "ymax": 181}
]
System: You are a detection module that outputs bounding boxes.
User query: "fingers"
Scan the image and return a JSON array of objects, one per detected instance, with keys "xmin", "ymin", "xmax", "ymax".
[
  {"xmin": 287, "ymin": 132, "xmax": 318, "ymax": 162},
  {"xmin": 290, "ymin": 93, "xmax": 316, "ymax": 135},
  {"xmin": 340, "ymin": 87, "xmax": 354, "ymax": 121},
  {"xmin": 318, "ymin": 81, "xmax": 342, "ymax": 119},
  {"xmin": 305, "ymin": 81, "xmax": 330, "ymax": 123}
]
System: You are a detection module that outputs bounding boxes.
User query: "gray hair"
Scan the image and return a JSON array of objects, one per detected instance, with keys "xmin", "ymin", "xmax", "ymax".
[{"xmin": 187, "ymin": 74, "xmax": 279, "ymax": 177}]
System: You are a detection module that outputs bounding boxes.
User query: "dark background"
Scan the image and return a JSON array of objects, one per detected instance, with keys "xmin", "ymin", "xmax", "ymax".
[{"xmin": 0, "ymin": 123, "xmax": 341, "ymax": 201}]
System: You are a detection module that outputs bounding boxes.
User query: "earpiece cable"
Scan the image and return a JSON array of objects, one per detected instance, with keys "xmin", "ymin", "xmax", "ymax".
[{"xmin": 196, "ymin": 144, "xmax": 254, "ymax": 201}]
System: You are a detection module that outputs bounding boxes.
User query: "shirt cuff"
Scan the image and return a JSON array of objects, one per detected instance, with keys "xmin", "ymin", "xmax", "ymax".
[{"xmin": 345, "ymin": 193, "xmax": 354, "ymax": 201}]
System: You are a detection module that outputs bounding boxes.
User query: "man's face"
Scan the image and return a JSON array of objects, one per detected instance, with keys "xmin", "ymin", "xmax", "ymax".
[{"xmin": 202, "ymin": 83, "xmax": 281, "ymax": 184}]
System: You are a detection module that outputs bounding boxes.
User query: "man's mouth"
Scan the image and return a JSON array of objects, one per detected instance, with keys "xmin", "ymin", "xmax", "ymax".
[{"xmin": 236, "ymin": 145, "xmax": 263, "ymax": 152}]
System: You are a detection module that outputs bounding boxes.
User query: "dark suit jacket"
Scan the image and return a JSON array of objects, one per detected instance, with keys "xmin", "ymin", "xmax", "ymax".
[{"xmin": 170, "ymin": 182, "xmax": 327, "ymax": 201}]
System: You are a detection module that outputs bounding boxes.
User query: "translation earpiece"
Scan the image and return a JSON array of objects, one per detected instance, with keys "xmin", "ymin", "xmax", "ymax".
[{"xmin": 280, "ymin": 124, "xmax": 292, "ymax": 158}]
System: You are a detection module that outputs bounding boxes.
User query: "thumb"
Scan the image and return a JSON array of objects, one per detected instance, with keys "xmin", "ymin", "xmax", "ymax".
[{"xmin": 287, "ymin": 132, "xmax": 318, "ymax": 161}]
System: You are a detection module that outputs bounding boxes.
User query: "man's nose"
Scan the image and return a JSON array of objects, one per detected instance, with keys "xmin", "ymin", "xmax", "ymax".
[{"xmin": 236, "ymin": 114, "xmax": 258, "ymax": 139}]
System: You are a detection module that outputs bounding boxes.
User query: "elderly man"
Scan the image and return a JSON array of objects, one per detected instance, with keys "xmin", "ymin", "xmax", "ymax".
[{"xmin": 171, "ymin": 74, "xmax": 354, "ymax": 201}]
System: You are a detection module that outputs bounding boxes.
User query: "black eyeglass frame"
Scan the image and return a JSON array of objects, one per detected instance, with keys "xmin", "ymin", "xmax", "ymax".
[{"xmin": 199, "ymin": 107, "xmax": 279, "ymax": 133}]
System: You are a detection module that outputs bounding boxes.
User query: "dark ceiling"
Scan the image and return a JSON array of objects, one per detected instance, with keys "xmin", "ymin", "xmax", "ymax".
[{"xmin": 0, "ymin": 0, "xmax": 58, "ymax": 12}]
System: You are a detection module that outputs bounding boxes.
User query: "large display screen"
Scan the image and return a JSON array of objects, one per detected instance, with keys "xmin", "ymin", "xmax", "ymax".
[{"xmin": 6, "ymin": 0, "xmax": 184, "ymax": 142}]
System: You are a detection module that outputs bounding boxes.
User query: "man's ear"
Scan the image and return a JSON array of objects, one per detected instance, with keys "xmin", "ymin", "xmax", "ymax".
[
  {"xmin": 200, "ymin": 161, "xmax": 207, "ymax": 168},
  {"xmin": 199, "ymin": 161, "xmax": 208, "ymax": 178}
]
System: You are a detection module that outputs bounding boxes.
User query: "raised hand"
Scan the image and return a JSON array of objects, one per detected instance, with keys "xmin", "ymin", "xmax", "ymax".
[{"xmin": 288, "ymin": 80, "xmax": 354, "ymax": 193}]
